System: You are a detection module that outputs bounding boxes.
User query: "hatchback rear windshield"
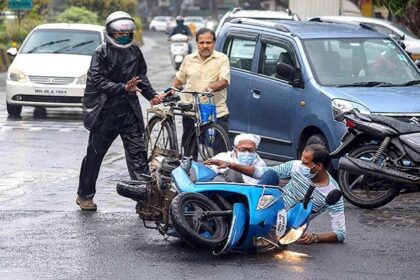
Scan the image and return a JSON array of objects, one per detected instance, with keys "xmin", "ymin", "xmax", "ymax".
[{"xmin": 20, "ymin": 29, "xmax": 102, "ymax": 55}]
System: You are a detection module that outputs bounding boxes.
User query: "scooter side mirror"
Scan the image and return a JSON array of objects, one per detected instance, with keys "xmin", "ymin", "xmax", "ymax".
[{"xmin": 325, "ymin": 189, "xmax": 342, "ymax": 206}]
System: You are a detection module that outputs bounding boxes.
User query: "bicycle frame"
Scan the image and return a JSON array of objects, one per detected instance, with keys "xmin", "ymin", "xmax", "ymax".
[{"xmin": 146, "ymin": 90, "xmax": 220, "ymax": 159}]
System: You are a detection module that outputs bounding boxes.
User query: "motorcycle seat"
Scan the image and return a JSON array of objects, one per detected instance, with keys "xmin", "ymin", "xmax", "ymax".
[{"xmin": 365, "ymin": 114, "xmax": 420, "ymax": 134}]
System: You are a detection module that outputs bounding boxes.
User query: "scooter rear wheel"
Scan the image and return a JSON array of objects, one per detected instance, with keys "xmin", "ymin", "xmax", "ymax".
[
  {"xmin": 116, "ymin": 181, "xmax": 147, "ymax": 201},
  {"xmin": 170, "ymin": 192, "xmax": 228, "ymax": 250}
]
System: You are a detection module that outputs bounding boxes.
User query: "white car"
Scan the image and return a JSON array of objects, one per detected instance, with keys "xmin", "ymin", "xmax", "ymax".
[
  {"xmin": 311, "ymin": 16, "xmax": 420, "ymax": 60},
  {"xmin": 149, "ymin": 16, "xmax": 172, "ymax": 31},
  {"xmin": 215, "ymin": 8, "xmax": 300, "ymax": 36},
  {"xmin": 6, "ymin": 23, "xmax": 104, "ymax": 117}
]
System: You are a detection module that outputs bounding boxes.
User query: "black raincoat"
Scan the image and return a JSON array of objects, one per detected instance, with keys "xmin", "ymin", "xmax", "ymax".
[{"xmin": 78, "ymin": 43, "xmax": 156, "ymax": 199}]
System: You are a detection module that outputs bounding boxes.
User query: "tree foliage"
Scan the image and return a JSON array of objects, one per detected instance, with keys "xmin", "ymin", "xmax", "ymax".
[
  {"xmin": 0, "ymin": 0, "xmax": 51, "ymax": 48},
  {"xmin": 69, "ymin": 0, "xmax": 137, "ymax": 21},
  {"xmin": 373, "ymin": 0, "xmax": 420, "ymax": 36},
  {"xmin": 56, "ymin": 6, "xmax": 99, "ymax": 24}
]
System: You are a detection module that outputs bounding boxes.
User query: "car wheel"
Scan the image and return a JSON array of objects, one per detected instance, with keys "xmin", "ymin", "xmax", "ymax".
[
  {"xmin": 306, "ymin": 134, "xmax": 328, "ymax": 149},
  {"xmin": 6, "ymin": 103, "xmax": 22, "ymax": 117},
  {"xmin": 150, "ymin": 27, "xmax": 156, "ymax": 31}
]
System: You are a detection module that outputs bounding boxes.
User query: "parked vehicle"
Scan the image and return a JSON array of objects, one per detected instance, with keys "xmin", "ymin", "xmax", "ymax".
[
  {"xmin": 169, "ymin": 34, "xmax": 190, "ymax": 70},
  {"xmin": 215, "ymin": 8, "xmax": 299, "ymax": 36},
  {"xmin": 289, "ymin": 0, "xmax": 360, "ymax": 20},
  {"xmin": 116, "ymin": 157, "xmax": 342, "ymax": 253},
  {"xmin": 166, "ymin": 16, "xmax": 205, "ymax": 35},
  {"xmin": 311, "ymin": 16, "xmax": 420, "ymax": 61},
  {"xmin": 215, "ymin": 19, "xmax": 420, "ymax": 164},
  {"xmin": 5, "ymin": 23, "xmax": 104, "ymax": 117},
  {"xmin": 330, "ymin": 109, "xmax": 420, "ymax": 209},
  {"xmin": 149, "ymin": 16, "xmax": 172, "ymax": 32}
]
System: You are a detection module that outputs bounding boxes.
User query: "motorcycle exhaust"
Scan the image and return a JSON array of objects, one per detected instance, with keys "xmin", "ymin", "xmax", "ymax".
[{"xmin": 338, "ymin": 156, "xmax": 420, "ymax": 184}]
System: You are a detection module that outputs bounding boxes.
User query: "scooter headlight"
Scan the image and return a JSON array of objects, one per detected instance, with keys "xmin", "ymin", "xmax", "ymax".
[
  {"xmin": 257, "ymin": 194, "xmax": 275, "ymax": 210},
  {"xmin": 279, "ymin": 224, "xmax": 307, "ymax": 245}
]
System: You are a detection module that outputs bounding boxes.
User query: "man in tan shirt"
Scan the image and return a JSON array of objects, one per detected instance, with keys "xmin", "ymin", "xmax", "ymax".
[{"xmin": 171, "ymin": 28, "xmax": 231, "ymax": 154}]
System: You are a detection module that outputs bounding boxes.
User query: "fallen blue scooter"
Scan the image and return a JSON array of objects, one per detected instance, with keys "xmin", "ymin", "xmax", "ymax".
[{"xmin": 116, "ymin": 157, "xmax": 341, "ymax": 254}]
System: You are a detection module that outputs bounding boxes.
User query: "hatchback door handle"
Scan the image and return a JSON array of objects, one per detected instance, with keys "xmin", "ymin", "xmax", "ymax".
[{"xmin": 251, "ymin": 88, "xmax": 261, "ymax": 99}]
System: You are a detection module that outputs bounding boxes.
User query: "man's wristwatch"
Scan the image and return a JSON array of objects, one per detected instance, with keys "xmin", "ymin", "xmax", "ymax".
[{"xmin": 313, "ymin": 233, "xmax": 319, "ymax": 243}]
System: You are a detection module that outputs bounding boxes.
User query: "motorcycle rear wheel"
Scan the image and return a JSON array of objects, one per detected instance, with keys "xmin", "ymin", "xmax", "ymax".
[
  {"xmin": 170, "ymin": 192, "xmax": 228, "ymax": 250},
  {"xmin": 338, "ymin": 144, "xmax": 400, "ymax": 209}
]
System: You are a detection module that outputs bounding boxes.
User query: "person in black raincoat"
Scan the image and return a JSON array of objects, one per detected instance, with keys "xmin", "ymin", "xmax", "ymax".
[{"xmin": 76, "ymin": 11, "xmax": 163, "ymax": 211}]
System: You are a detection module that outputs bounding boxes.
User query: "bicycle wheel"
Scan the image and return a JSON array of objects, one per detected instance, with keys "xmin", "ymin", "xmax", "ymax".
[
  {"xmin": 186, "ymin": 123, "xmax": 230, "ymax": 161},
  {"xmin": 145, "ymin": 116, "xmax": 177, "ymax": 160}
]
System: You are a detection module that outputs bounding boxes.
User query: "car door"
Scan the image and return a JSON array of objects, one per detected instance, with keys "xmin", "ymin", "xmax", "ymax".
[
  {"xmin": 222, "ymin": 32, "xmax": 259, "ymax": 138},
  {"xmin": 248, "ymin": 36, "xmax": 301, "ymax": 161}
]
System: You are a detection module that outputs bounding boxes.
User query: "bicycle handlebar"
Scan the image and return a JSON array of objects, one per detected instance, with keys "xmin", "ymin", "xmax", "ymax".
[{"xmin": 164, "ymin": 87, "xmax": 214, "ymax": 98}]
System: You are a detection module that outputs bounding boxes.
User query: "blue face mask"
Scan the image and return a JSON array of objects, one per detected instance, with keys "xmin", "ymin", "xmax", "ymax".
[
  {"xmin": 237, "ymin": 152, "xmax": 257, "ymax": 166},
  {"xmin": 298, "ymin": 163, "xmax": 318, "ymax": 179}
]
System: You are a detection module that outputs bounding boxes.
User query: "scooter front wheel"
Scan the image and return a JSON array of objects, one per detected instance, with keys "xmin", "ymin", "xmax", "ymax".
[{"xmin": 170, "ymin": 192, "xmax": 229, "ymax": 250}]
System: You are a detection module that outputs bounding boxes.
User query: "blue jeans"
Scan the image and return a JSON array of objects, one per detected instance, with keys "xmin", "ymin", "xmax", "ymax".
[{"xmin": 258, "ymin": 170, "xmax": 280, "ymax": 186}]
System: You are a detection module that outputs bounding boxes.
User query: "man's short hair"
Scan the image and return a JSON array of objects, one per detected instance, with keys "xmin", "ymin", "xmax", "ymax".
[
  {"xmin": 304, "ymin": 144, "xmax": 330, "ymax": 167},
  {"xmin": 196, "ymin": 28, "xmax": 216, "ymax": 42}
]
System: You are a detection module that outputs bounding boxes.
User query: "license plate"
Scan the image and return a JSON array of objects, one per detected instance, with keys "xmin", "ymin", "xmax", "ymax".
[
  {"xmin": 34, "ymin": 88, "xmax": 67, "ymax": 95},
  {"xmin": 275, "ymin": 209, "xmax": 287, "ymax": 237}
]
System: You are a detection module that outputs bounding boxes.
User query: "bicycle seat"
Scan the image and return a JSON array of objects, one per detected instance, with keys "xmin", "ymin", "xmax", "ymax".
[{"xmin": 178, "ymin": 102, "xmax": 193, "ymax": 111}]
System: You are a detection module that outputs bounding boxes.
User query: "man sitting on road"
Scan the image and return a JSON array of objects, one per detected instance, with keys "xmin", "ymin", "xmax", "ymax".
[
  {"xmin": 205, "ymin": 144, "xmax": 346, "ymax": 244},
  {"xmin": 206, "ymin": 133, "xmax": 266, "ymax": 184}
]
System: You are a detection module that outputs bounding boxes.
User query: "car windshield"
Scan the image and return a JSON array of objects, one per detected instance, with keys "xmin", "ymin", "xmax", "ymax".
[
  {"xmin": 303, "ymin": 38, "xmax": 420, "ymax": 87},
  {"xmin": 20, "ymin": 29, "xmax": 102, "ymax": 55}
]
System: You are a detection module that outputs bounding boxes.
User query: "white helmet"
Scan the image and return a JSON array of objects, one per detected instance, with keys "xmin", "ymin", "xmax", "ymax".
[{"xmin": 105, "ymin": 11, "xmax": 136, "ymax": 48}]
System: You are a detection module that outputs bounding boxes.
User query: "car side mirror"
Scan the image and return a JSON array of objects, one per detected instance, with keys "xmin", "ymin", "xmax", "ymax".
[
  {"xmin": 7, "ymin": 47, "xmax": 18, "ymax": 57},
  {"xmin": 325, "ymin": 189, "xmax": 342, "ymax": 206},
  {"xmin": 275, "ymin": 62, "xmax": 303, "ymax": 88}
]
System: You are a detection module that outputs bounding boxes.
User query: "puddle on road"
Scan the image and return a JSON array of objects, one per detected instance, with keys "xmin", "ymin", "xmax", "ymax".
[{"xmin": 0, "ymin": 170, "xmax": 76, "ymax": 203}]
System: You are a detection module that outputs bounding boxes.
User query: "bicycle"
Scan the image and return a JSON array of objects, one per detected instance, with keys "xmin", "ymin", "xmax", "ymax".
[{"xmin": 145, "ymin": 88, "xmax": 230, "ymax": 161}]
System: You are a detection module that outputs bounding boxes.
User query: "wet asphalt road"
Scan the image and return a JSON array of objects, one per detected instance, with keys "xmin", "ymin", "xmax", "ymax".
[{"xmin": 1, "ymin": 31, "xmax": 420, "ymax": 280}]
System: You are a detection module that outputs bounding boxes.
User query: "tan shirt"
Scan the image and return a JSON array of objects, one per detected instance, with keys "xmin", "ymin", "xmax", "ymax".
[{"xmin": 175, "ymin": 50, "xmax": 231, "ymax": 118}]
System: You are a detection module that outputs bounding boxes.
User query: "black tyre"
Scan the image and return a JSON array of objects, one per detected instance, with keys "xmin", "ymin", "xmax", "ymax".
[
  {"xmin": 338, "ymin": 144, "xmax": 400, "ymax": 209},
  {"xmin": 145, "ymin": 116, "xmax": 177, "ymax": 160},
  {"xmin": 6, "ymin": 103, "xmax": 22, "ymax": 117},
  {"xmin": 185, "ymin": 123, "xmax": 230, "ymax": 161},
  {"xmin": 169, "ymin": 192, "xmax": 228, "ymax": 250},
  {"xmin": 116, "ymin": 181, "xmax": 147, "ymax": 201},
  {"xmin": 306, "ymin": 134, "xmax": 328, "ymax": 148}
]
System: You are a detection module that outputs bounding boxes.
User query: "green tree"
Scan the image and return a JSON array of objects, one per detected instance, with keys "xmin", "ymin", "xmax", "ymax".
[
  {"xmin": 373, "ymin": 0, "xmax": 420, "ymax": 36},
  {"xmin": 0, "ymin": 0, "xmax": 51, "ymax": 48},
  {"xmin": 69, "ymin": 0, "xmax": 137, "ymax": 21},
  {"xmin": 56, "ymin": 6, "xmax": 99, "ymax": 24}
]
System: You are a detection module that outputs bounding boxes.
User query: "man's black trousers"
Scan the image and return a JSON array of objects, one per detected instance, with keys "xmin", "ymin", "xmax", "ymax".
[{"xmin": 78, "ymin": 98, "xmax": 149, "ymax": 199}]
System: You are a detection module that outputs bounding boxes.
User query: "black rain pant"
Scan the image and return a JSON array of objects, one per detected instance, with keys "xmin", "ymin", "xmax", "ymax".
[{"xmin": 77, "ymin": 98, "xmax": 149, "ymax": 199}]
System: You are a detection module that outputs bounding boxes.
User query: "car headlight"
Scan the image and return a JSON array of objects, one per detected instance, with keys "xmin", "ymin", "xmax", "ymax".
[
  {"xmin": 257, "ymin": 194, "xmax": 275, "ymax": 210},
  {"xmin": 76, "ymin": 74, "xmax": 87, "ymax": 85},
  {"xmin": 279, "ymin": 224, "xmax": 307, "ymax": 245},
  {"xmin": 7, "ymin": 69, "xmax": 28, "ymax": 82},
  {"xmin": 332, "ymin": 99, "xmax": 371, "ymax": 120}
]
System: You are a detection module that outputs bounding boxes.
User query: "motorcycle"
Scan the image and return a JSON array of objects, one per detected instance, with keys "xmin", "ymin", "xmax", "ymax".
[
  {"xmin": 116, "ymin": 157, "xmax": 341, "ymax": 254},
  {"xmin": 169, "ymin": 33, "xmax": 190, "ymax": 70},
  {"xmin": 330, "ymin": 109, "xmax": 420, "ymax": 209}
]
